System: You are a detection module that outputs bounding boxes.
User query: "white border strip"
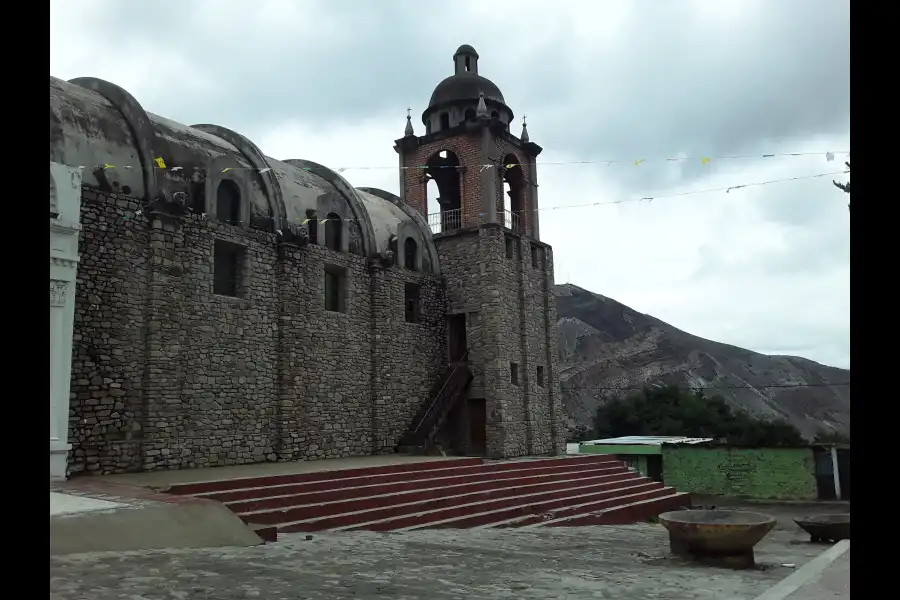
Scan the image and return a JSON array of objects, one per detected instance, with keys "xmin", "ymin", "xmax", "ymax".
[{"xmin": 753, "ymin": 539, "xmax": 849, "ymax": 600}]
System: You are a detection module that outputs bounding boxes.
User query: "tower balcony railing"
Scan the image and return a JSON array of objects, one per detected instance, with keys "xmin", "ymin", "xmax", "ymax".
[
  {"xmin": 504, "ymin": 210, "xmax": 521, "ymax": 234},
  {"xmin": 428, "ymin": 209, "xmax": 525, "ymax": 235},
  {"xmin": 428, "ymin": 208, "xmax": 462, "ymax": 234}
]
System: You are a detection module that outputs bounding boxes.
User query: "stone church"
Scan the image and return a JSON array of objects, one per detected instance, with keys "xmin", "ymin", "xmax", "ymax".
[{"xmin": 49, "ymin": 44, "xmax": 564, "ymax": 476}]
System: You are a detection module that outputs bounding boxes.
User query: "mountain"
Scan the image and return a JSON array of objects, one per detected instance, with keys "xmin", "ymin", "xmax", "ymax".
[{"xmin": 554, "ymin": 284, "xmax": 850, "ymax": 439}]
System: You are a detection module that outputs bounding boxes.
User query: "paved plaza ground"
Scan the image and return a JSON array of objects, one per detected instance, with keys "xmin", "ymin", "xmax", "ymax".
[{"xmin": 50, "ymin": 502, "xmax": 844, "ymax": 600}]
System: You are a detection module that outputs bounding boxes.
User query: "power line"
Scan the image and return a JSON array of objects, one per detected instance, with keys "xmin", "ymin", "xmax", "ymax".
[
  {"xmin": 106, "ymin": 169, "xmax": 848, "ymax": 225},
  {"xmin": 541, "ymin": 171, "xmax": 849, "ymax": 211},
  {"xmin": 561, "ymin": 382, "xmax": 850, "ymax": 392},
  {"xmin": 77, "ymin": 150, "xmax": 849, "ymax": 176},
  {"xmin": 343, "ymin": 151, "xmax": 850, "ymax": 172}
]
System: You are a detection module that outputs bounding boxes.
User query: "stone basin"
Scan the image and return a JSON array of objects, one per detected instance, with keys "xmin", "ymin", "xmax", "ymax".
[
  {"xmin": 794, "ymin": 513, "xmax": 850, "ymax": 543},
  {"xmin": 658, "ymin": 510, "xmax": 777, "ymax": 569}
]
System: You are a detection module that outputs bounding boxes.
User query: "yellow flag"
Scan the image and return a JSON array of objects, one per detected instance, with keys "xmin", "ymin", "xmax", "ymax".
[
  {"xmin": 320, "ymin": 218, "xmax": 330, "ymax": 224},
  {"xmin": 701, "ymin": 157, "xmax": 712, "ymax": 165},
  {"xmin": 103, "ymin": 164, "xmax": 115, "ymax": 169},
  {"xmin": 301, "ymin": 218, "xmax": 311, "ymax": 225},
  {"xmin": 154, "ymin": 157, "xmax": 167, "ymax": 168},
  {"xmin": 506, "ymin": 163, "xmax": 517, "ymax": 169},
  {"xmin": 633, "ymin": 159, "xmax": 645, "ymax": 166},
  {"xmin": 222, "ymin": 167, "xmax": 232, "ymax": 173}
]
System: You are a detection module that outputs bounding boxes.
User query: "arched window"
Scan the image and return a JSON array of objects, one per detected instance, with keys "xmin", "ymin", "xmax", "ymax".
[
  {"xmin": 216, "ymin": 180, "xmax": 241, "ymax": 225},
  {"xmin": 490, "ymin": 111, "xmax": 499, "ymax": 120},
  {"xmin": 439, "ymin": 112, "xmax": 450, "ymax": 130},
  {"xmin": 425, "ymin": 150, "xmax": 462, "ymax": 232},
  {"xmin": 324, "ymin": 212, "xmax": 342, "ymax": 251},
  {"xmin": 404, "ymin": 237, "xmax": 418, "ymax": 271},
  {"xmin": 503, "ymin": 154, "xmax": 526, "ymax": 234},
  {"xmin": 464, "ymin": 108, "xmax": 475, "ymax": 121}
]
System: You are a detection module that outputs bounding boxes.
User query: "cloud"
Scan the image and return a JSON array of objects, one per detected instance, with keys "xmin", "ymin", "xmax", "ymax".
[{"xmin": 50, "ymin": 0, "xmax": 851, "ymax": 369}]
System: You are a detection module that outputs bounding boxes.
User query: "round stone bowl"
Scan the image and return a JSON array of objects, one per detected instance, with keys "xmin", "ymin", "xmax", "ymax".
[
  {"xmin": 794, "ymin": 514, "xmax": 850, "ymax": 543},
  {"xmin": 659, "ymin": 510, "xmax": 777, "ymax": 555}
]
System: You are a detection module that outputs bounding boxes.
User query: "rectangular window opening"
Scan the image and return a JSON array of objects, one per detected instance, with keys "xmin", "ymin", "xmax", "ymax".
[
  {"xmin": 213, "ymin": 240, "xmax": 246, "ymax": 297},
  {"xmin": 505, "ymin": 237, "xmax": 514, "ymax": 259},
  {"xmin": 537, "ymin": 366, "xmax": 545, "ymax": 387},
  {"xmin": 510, "ymin": 362, "xmax": 519, "ymax": 386},
  {"xmin": 404, "ymin": 283, "xmax": 421, "ymax": 323},
  {"xmin": 324, "ymin": 265, "xmax": 348, "ymax": 313},
  {"xmin": 530, "ymin": 245, "xmax": 539, "ymax": 268}
]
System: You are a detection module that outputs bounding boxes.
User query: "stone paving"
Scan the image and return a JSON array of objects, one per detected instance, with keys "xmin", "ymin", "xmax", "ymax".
[{"xmin": 50, "ymin": 523, "xmax": 827, "ymax": 600}]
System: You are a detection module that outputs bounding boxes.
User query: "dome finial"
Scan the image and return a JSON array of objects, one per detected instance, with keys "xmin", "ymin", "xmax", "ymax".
[
  {"xmin": 521, "ymin": 114, "xmax": 530, "ymax": 142},
  {"xmin": 476, "ymin": 92, "xmax": 488, "ymax": 118},
  {"xmin": 404, "ymin": 107, "xmax": 414, "ymax": 136},
  {"xmin": 454, "ymin": 44, "xmax": 480, "ymax": 75}
]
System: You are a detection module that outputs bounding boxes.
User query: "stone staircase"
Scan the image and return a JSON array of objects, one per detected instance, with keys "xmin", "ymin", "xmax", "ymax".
[
  {"xmin": 397, "ymin": 359, "xmax": 473, "ymax": 454},
  {"xmin": 163, "ymin": 455, "xmax": 690, "ymax": 533}
]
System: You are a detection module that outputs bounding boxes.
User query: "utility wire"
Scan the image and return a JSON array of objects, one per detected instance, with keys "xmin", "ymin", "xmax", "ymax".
[
  {"xmin": 561, "ymin": 382, "xmax": 850, "ymax": 392},
  {"xmin": 541, "ymin": 171, "xmax": 849, "ymax": 211}
]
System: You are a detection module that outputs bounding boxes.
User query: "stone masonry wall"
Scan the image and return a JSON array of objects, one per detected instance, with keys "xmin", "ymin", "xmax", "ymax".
[
  {"xmin": 69, "ymin": 189, "xmax": 149, "ymax": 473},
  {"xmin": 69, "ymin": 188, "xmax": 445, "ymax": 474},
  {"xmin": 662, "ymin": 446, "xmax": 817, "ymax": 500},
  {"xmin": 435, "ymin": 224, "xmax": 563, "ymax": 459}
]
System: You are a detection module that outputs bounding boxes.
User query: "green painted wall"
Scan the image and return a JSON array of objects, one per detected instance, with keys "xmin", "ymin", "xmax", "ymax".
[{"xmin": 662, "ymin": 446, "xmax": 817, "ymax": 500}]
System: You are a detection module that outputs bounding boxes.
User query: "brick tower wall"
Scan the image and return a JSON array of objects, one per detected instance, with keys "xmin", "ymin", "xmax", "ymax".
[{"xmin": 399, "ymin": 127, "xmax": 535, "ymax": 236}]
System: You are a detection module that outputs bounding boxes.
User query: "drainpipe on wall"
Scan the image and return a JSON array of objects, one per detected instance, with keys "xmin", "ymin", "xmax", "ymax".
[{"xmin": 829, "ymin": 446, "xmax": 842, "ymax": 501}]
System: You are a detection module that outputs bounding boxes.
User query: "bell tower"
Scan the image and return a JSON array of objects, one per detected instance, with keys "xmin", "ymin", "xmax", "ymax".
[
  {"xmin": 395, "ymin": 45, "xmax": 563, "ymax": 459},
  {"xmin": 394, "ymin": 44, "xmax": 544, "ymax": 239}
]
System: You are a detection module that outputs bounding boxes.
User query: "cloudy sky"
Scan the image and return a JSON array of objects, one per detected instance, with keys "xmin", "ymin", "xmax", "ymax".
[{"xmin": 50, "ymin": 0, "xmax": 850, "ymax": 369}]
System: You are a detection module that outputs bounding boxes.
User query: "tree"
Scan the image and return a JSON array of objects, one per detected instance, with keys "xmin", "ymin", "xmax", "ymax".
[
  {"xmin": 833, "ymin": 161, "xmax": 850, "ymax": 210},
  {"xmin": 592, "ymin": 385, "xmax": 805, "ymax": 447},
  {"xmin": 566, "ymin": 424, "xmax": 594, "ymax": 443}
]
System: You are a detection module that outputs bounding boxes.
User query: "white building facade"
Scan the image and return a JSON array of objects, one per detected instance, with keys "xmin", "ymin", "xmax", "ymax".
[{"xmin": 50, "ymin": 162, "xmax": 82, "ymax": 480}]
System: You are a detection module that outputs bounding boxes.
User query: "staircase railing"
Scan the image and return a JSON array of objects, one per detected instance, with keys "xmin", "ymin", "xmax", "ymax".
[{"xmin": 403, "ymin": 351, "xmax": 471, "ymax": 447}]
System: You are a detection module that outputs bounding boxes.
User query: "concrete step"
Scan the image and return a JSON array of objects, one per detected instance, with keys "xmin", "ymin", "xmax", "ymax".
[
  {"xmin": 192, "ymin": 455, "xmax": 622, "ymax": 503},
  {"xmin": 235, "ymin": 471, "xmax": 645, "ymax": 525},
  {"xmin": 413, "ymin": 484, "xmax": 674, "ymax": 531},
  {"xmin": 494, "ymin": 488, "xmax": 687, "ymax": 528},
  {"xmin": 164, "ymin": 457, "xmax": 485, "ymax": 496},
  {"xmin": 224, "ymin": 464, "xmax": 632, "ymax": 514},
  {"xmin": 571, "ymin": 491, "xmax": 692, "ymax": 526},
  {"xmin": 287, "ymin": 480, "xmax": 666, "ymax": 533},
  {"xmin": 522, "ymin": 491, "xmax": 691, "ymax": 528}
]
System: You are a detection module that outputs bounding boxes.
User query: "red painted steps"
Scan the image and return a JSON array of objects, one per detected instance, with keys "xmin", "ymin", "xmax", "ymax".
[
  {"xmin": 227, "ymin": 464, "xmax": 633, "ymax": 516},
  {"xmin": 252, "ymin": 471, "xmax": 645, "ymax": 529},
  {"xmin": 493, "ymin": 488, "xmax": 690, "ymax": 528},
  {"xmin": 343, "ymin": 481, "xmax": 671, "ymax": 532},
  {"xmin": 558, "ymin": 492, "xmax": 691, "ymax": 526},
  {"xmin": 162, "ymin": 455, "xmax": 689, "ymax": 532},
  {"xmin": 192, "ymin": 455, "xmax": 623, "ymax": 505},
  {"xmin": 163, "ymin": 457, "xmax": 487, "ymax": 496}
]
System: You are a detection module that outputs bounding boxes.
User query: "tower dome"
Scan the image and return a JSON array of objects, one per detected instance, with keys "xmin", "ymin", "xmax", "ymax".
[{"xmin": 421, "ymin": 45, "xmax": 514, "ymax": 132}]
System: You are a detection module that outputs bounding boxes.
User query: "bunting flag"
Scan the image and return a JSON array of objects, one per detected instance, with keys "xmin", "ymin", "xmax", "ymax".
[
  {"xmin": 78, "ymin": 150, "xmax": 848, "ymax": 176},
  {"xmin": 91, "ymin": 170, "xmax": 848, "ymax": 226}
]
